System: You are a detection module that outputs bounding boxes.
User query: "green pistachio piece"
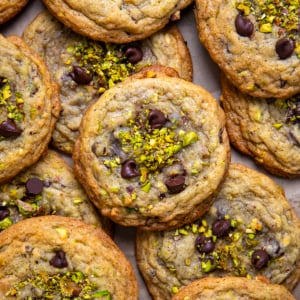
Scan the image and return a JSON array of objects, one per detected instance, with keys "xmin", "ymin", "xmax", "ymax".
[{"xmin": 182, "ymin": 131, "xmax": 198, "ymax": 147}]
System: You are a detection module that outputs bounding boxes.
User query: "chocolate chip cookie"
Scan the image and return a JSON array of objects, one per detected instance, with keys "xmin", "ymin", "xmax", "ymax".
[
  {"xmin": 0, "ymin": 34, "xmax": 61, "ymax": 184},
  {"xmin": 171, "ymin": 277, "xmax": 296, "ymax": 300},
  {"xmin": 23, "ymin": 11, "xmax": 193, "ymax": 154},
  {"xmin": 0, "ymin": 0, "xmax": 29, "ymax": 24},
  {"xmin": 220, "ymin": 74, "xmax": 300, "ymax": 178},
  {"xmin": 136, "ymin": 163, "xmax": 300, "ymax": 299},
  {"xmin": 0, "ymin": 215, "xmax": 138, "ymax": 299},
  {"xmin": 73, "ymin": 74, "xmax": 230, "ymax": 230},
  {"xmin": 195, "ymin": 0, "xmax": 300, "ymax": 98},
  {"xmin": 42, "ymin": 0, "xmax": 193, "ymax": 43}
]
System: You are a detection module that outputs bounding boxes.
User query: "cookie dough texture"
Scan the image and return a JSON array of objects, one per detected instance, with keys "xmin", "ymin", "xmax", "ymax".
[
  {"xmin": 0, "ymin": 0, "xmax": 29, "ymax": 24},
  {"xmin": 42, "ymin": 0, "xmax": 193, "ymax": 43},
  {"xmin": 0, "ymin": 35, "xmax": 60, "ymax": 184},
  {"xmin": 23, "ymin": 11, "xmax": 193, "ymax": 154},
  {"xmin": 136, "ymin": 163, "xmax": 300, "ymax": 299},
  {"xmin": 0, "ymin": 150, "xmax": 104, "ymax": 230},
  {"xmin": 220, "ymin": 75, "xmax": 300, "ymax": 178},
  {"xmin": 73, "ymin": 75, "xmax": 230, "ymax": 230},
  {"xmin": 0, "ymin": 215, "xmax": 138, "ymax": 299},
  {"xmin": 171, "ymin": 277, "xmax": 296, "ymax": 300},
  {"xmin": 195, "ymin": 0, "xmax": 300, "ymax": 98}
]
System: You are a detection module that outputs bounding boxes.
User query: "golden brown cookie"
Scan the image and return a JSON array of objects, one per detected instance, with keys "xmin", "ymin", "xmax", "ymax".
[
  {"xmin": 0, "ymin": 215, "xmax": 138, "ymax": 299},
  {"xmin": 0, "ymin": 34, "xmax": 61, "ymax": 184},
  {"xmin": 0, "ymin": 0, "xmax": 29, "ymax": 24},
  {"xmin": 73, "ymin": 74, "xmax": 230, "ymax": 230}
]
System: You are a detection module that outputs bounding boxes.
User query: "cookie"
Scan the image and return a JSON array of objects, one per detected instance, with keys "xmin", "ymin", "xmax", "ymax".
[
  {"xmin": 23, "ymin": 11, "xmax": 193, "ymax": 154},
  {"xmin": 0, "ymin": 35, "xmax": 61, "ymax": 184},
  {"xmin": 0, "ymin": 0, "xmax": 29, "ymax": 24},
  {"xmin": 0, "ymin": 215, "xmax": 138, "ymax": 299},
  {"xmin": 73, "ymin": 74, "xmax": 230, "ymax": 230},
  {"xmin": 0, "ymin": 149, "xmax": 107, "ymax": 231},
  {"xmin": 42, "ymin": 0, "xmax": 193, "ymax": 43},
  {"xmin": 171, "ymin": 277, "xmax": 296, "ymax": 300},
  {"xmin": 220, "ymin": 74, "xmax": 300, "ymax": 178},
  {"xmin": 136, "ymin": 163, "xmax": 300, "ymax": 299},
  {"xmin": 195, "ymin": 0, "xmax": 300, "ymax": 98}
]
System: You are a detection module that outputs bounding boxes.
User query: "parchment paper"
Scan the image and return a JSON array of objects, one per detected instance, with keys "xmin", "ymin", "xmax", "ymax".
[{"xmin": 1, "ymin": 1, "xmax": 299, "ymax": 299}]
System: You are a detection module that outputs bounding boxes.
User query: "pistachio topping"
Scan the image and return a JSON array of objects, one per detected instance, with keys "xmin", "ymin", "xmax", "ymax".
[{"xmin": 6, "ymin": 271, "xmax": 112, "ymax": 299}]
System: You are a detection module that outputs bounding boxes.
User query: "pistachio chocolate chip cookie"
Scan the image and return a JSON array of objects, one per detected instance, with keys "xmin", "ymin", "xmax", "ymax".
[
  {"xmin": 0, "ymin": 150, "xmax": 107, "ymax": 232},
  {"xmin": 220, "ymin": 74, "xmax": 300, "ymax": 178},
  {"xmin": 23, "ymin": 11, "xmax": 193, "ymax": 154},
  {"xmin": 0, "ymin": 0, "xmax": 29, "ymax": 24},
  {"xmin": 73, "ymin": 75, "xmax": 230, "ymax": 230},
  {"xmin": 171, "ymin": 277, "xmax": 296, "ymax": 300},
  {"xmin": 195, "ymin": 0, "xmax": 300, "ymax": 98},
  {"xmin": 42, "ymin": 0, "xmax": 193, "ymax": 43},
  {"xmin": 0, "ymin": 215, "xmax": 138, "ymax": 299},
  {"xmin": 0, "ymin": 35, "xmax": 61, "ymax": 184},
  {"xmin": 136, "ymin": 163, "xmax": 300, "ymax": 299}
]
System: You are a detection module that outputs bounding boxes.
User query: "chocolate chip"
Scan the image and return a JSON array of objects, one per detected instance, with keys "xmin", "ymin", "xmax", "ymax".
[
  {"xmin": 121, "ymin": 159, "xmax": 140, "ymax": 178},
  {"xmin": 125, "ymin": 47, "xmax": 143, "ymax": 64},
  {"xmin": 195, "ymin": 234, "xmax": 215, "ymax": 253},
  {"xmin": 70, "ymin": 66, "xmax": 92, "ymax": 84},
  {"xmin": 251, "ymin": 249, "xmax": 269, "ymax": 269},
  {"xmin": 0, "ymin": 77, "xmax": 6, "ymax": 88},
  {"xmin": 212, "ymin": 219, "xmax": 231, "ymax": 237},
  {"xmin": 276, "ymin": 38, "xmax": 295, "ymax": 59},
  {"xmin": 165, "ymin": 175, "xmax": 186, "ymax": 194},
  {"xmin": 0, "ymin": 119, "xmax": 22, "ymax": 137},
  {"xmin": 0, "ymin": 206, "xmax": 10, "ymax": 221},
  {"xmin": 148, "ymin": 109, "xmax": 167, "ymax": 129},
  {"xmin": 49, "ymin": 250, "xmax": 68, "ymax": 268},
  {"xmin": 235, "ymin": 14, "xmax": 254, "ymax": 37},
  {"xmin": 25, "ymin": 178, "xmax": 44, "ymax": 195}
]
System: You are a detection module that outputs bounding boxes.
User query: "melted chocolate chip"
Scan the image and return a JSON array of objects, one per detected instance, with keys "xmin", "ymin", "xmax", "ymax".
[
  {"xmin": 148, "ymin": 109, "xmax": 167, "ymax": 129},
  {"xmin": 70, "ymin": 66, "xmax": 92, "ymax": 84},
  {"xmin": 165, "ymin": 175, "xmax": 186, "ymax": 194},
  {"xmin": 121, "ymin": 159, "xmax": 140, "ymax": 178},
  {"xmin": 125, "ymin": 47, "xmax": 143, "ymax": 64},
  {"xmin": 235, "ymin": 14, "xmax": 254, "ymax": 37},
  {"xmin": 276, "ymin": 38, "xmax": 295, "ymax": 59},
  {"xmin": 25, "ymin": 178, "xmax": 44, "ymax": 195},
  {"xmin": 49, "ymin": 250, "xmax": 68, "ymax": 268},
  {"xmin": 212, "ymin": 219, "xmax": 231, "ymax": 237},
  {"xmin": 0, "ymin": 119, "xmax": 22, "ymax": 138},
  {"xmin": 0, "ymin": 206, "xmax": 10, "ymax": 221},
  {"xmin": 251, "ymin": 249, "xmax": 269, "ymax": 269},
  {"xmin": 195, "ymin": 234, "xmax": 215, "ymax": 253}
]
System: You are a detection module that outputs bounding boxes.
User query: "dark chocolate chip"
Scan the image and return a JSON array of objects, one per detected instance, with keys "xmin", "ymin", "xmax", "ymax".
[
  {"xmin": 49, "ymin": 250, "xmax": 68, "ymax": 268},
  {"xmin": 212, "ymin": 219, "xmax": 231, "ymax": 237},
  {"xmin": 235, "ymin": 14, "xmax": 254, "ymax": 37},
  {"xmin": 0, "ymin": 77, "xmax": 6, "ymax": 88},
  {"xmin": 70, "ymin": 66, "xmax": 92, "ymax": 84},
  {"xmin": 148, "ymin": 109, "xmax": 167, "ymax": 129},
  {"xmin": 25, "ymin": 178, "xmax": 44, "ymax": 195},
  {"xmin": 121, "ymin": 159, "xmax": 140, "ymax": 178},
  {"xmin": 0, "ymin": 206, "xmax": 10, "ymax": 221},
  {"xmin": 195, "ymin": 234, "xmax": 215, "ymax": 253},
  {"xmin": 0, "ymin": 119, "xmax": 22, "ymax": 137},
  {"xmin": 165, "ymin": 175, "xmax": 186, "ymax": 194},
  {"xmin": 251, "ymin": 249, "xmax": 269, "ymax": 269},
  {"xmin": 125, "ymin": 47, "xmax": 143, "ymax": 64},
  {"xmin": 276, "ymin": 38, "xmax": 295, "ymax": 59}
]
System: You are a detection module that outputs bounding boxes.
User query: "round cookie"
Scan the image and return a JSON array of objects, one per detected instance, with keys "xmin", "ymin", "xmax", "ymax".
[
  {"xmin": 73, "ymin": 75, "xmax": 230, "ymax": 230},
  {"xmin": 0, "ymin": 34, "xmax": 61, "ymax": 184},
  {"xmin": 42, "ymin": 0, "xmax": 193, "ymax": 43},
  {"xmin": 171, "ymin": 277, "xmax": 296, "ymax": 300},
  {"xmin": 220, "ymin": 74, "xmax": 300, "ymax": 178},
  {"xmin": 136, "ymin": 163, "xmax": 300, "ymax": 299},
  {"xmin": 0, "ymin": 215, "xmax": 138, "ymax": 299},
  {"xmin": 0, "ymin": 0, "xmax": 29, "ymax": 24},
  {"xmin": 23, "ymin": 11, "xmax": 193, "ymax": 154},
  {"xmin": 0, "ymin": 149, "xmax": 107, "ymax": 232},
  {"xmin": 195, "ymin": 0, "xmax": 300, "ymax": 98}
]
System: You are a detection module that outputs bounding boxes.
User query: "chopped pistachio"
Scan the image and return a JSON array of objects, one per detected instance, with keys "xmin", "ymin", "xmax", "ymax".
[{"xmin": 0, "ymin": 217, "xmax": 12, "ymax": 230}]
